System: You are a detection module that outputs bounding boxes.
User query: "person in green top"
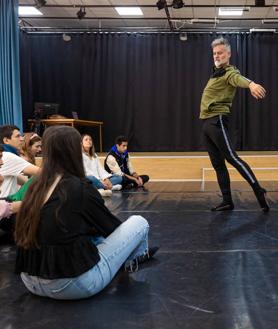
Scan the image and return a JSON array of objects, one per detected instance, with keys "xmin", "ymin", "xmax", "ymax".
[
  {"xmin": 6, "ymin": 177, "xmax": 34, "ymax": 202},
  {"xmin": 200, "ymin": 37, "xmax": 269, "ymax": 212}
]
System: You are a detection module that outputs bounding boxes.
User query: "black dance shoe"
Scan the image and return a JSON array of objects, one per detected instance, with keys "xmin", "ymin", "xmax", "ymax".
[
  {"xmin": 211, "ymin": 201, "xmax": 234, "ymax": 211},
  {"xmin": 254, "ymin": 188, "xmax": 270, "ymax": 213}
]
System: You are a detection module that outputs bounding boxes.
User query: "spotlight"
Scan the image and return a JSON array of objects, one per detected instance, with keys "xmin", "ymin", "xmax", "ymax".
[
  {"xmin": 156, "ymin": 0, "xmax": 167, "ymax": 10},
  {"xmin": 172, "ymin": 0, "xmax": 184, "ymax": 9},
  {"xmin": 76, "ymin": 6, "xmax": 86, "ymax": 20},
  {"xmin": 35, "ymin": 0, "xmax": 46, "ymax": 8},
  {"xmin": 255, "ymin": 0, "xmax": 265, "ymax": 6}
]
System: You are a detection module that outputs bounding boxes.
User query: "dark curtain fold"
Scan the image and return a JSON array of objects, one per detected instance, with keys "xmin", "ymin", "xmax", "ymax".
[
  {"xmin": 20, "ymin": 32, "xmax": 278, "ymax": 151},
  {"xmin": 244, "ymin": 33, "xmax": 278, "ymax": 150}
]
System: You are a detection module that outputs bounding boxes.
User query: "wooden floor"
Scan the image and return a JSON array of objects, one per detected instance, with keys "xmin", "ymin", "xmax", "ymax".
[
  {"xmin": 36, "ymin": 151, "xmax": 278, "ymax": 190},
  {"xmin": 99, "ymin": 151, "xmax": 278, "ymax": 183}
]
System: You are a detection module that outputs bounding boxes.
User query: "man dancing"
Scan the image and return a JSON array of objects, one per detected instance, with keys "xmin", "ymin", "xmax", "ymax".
[{"xmin": 200, "ymin": 37, "xmax": 269, "ymax": 212}]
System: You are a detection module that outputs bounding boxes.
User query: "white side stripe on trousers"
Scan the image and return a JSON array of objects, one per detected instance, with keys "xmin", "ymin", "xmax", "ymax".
[{"xmin": 219, "ymin": 115, "xmax": 255, "ymax": 184}]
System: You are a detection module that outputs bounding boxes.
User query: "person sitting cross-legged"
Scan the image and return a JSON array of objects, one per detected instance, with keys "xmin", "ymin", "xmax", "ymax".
[
  {"xmin": 15, "ymin": 126, "xmax": 159, "ymax": 300},
  {"xmin": 104, "ymin": 136, "xmax": 149, "ymax": 189}
]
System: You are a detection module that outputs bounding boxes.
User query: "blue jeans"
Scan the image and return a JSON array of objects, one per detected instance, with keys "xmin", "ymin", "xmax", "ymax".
[
  {"xmin": 20, "ymin": 215, "xmax": 149, "ymax": 300},
  {"xmin": 87, "ymin": 175, "xmax": 122, "ymax": 189}
]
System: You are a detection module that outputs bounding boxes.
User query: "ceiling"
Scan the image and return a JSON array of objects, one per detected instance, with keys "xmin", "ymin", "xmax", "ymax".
[{"xmin": 18, "ymin": 0, "xmax": 278, "ymax": 32}]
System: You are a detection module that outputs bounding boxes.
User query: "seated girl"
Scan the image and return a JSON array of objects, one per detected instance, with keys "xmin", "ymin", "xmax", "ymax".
[
  {"xmin": 82, "ymin": 134, "xmax": 122, "ymax": 194},
  {"xmin": 20, "ymin": 132, "xmax": 42, "ymax": 165},
  {"xmin": 15, "ymin": 126, "xmax": 158, "ymax": 300}
]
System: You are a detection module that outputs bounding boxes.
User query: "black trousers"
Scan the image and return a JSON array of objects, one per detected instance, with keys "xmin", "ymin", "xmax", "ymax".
[
  {"xmin": 122, "ymin": 175, "xmax": 149, "ymax": 189},
  {"xmin": 202, "ymin": 115, "xmax": 260, "ymax": 201}
]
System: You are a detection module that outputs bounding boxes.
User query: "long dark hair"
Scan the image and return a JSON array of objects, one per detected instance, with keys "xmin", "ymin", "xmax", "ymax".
[{"xmin": 15, "ymin": 126, "xmax": 85, "ymax": 249}]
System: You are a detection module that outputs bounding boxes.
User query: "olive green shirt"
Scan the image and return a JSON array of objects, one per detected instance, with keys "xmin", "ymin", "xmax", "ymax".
[{"xmin": 200, "ymin": 65, "xmax": 251, "ymax": 119}]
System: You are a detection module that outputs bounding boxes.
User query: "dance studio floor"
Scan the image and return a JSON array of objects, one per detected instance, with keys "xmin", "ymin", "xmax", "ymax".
[{"xmin": 0, "ymin": 182, "xmax": 278, "ymax": 329}]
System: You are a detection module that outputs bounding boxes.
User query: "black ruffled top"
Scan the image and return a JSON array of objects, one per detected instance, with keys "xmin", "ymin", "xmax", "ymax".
[{"xmin": 15, "ymin": 176, "xmax": 121, "ymax": 279}]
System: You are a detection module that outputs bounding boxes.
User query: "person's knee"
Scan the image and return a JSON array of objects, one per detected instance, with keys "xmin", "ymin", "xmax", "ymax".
[
  {"xmin": 211, "ymin": 159, "xmax": 226, "ymax": 171},
  {"xmin": 225, "ymin": 154, "xmax": 241, "ymax": 167},
  {"xmin": 127, "ymin": 215, "xmax": 149, "ymax": 230}
]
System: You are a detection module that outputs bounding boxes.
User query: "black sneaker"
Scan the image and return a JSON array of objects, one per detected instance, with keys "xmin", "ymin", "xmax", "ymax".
[
  {"xmin": 125, "ymin": 246, "xmax": 159, "ymax": 272},
  {"xmin": 211, "ymin": 201, "xmax": 234, "ymax": 211},
  {"xmin": 136, "ymin": 246, "xmax": 159, "ymax": 265},
  {"xmin": 254, "ymin": 188, "xmax": 270, "ymax": 213}
]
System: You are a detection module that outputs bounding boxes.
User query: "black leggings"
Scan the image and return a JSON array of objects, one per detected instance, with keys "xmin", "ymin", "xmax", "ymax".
[{"xmin": 202, "ymin": 115, "xmax": 260, "ymax": 201}]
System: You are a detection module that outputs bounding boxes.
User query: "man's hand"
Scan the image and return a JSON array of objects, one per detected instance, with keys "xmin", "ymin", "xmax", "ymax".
[
  {"xmin": 137, "ymin": 176, "xmax": 143, "ymax": 186},
  {"xmin": 249, "ymin": 82, "xmax": 266, "ymax": 100},
  {"xmin": 132, "ymin": 173, "xmax": 143, "ymax": 186}
]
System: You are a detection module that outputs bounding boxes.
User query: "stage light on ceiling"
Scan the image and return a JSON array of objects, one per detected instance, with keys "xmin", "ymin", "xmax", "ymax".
[
  {"xmin": 35, "ymin": 0, "xmax": 46, "ymax": 9},
  {"xmin": 172, "ymin": 0, "xmax": 184, "ymax": 9},
  {"xmin": 77, "ymin": 7, "xmax": 86, "ymax": 20},
  {"xmin": 156, "ymin": 0, "xmax": 167, "ymax": 10},
  {"xmin": 255, "ymin": 0, "xmax": 265, "ymax": 6}
]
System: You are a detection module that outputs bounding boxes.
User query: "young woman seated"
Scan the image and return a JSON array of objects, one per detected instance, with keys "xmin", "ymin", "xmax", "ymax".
[
  {"xmin": 20, "ymin": 132, "xmax": 42, "ymax": 165},
  {"xmin": 15, "ymin": 126, "xmax": 158, "ymax": 300},
  {"xmin": 82, "ymin": 134, "xmax": 122, "ymax": 196}
]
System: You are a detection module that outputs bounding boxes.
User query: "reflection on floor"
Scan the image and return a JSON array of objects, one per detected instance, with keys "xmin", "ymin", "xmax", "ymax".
[{"xmin": 0, "ymin": 183, "xmax": 277, "ymax": 329}]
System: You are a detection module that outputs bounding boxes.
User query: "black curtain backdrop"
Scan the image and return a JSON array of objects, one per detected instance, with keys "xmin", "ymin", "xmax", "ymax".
[{"xmin": 20, "ymin": 32, "xmax": 278, "ymax": 151}]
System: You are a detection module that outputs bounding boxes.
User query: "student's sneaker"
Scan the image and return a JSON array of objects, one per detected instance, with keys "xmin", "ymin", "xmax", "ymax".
[
  {"xmin": 125, "ymin": 246, "xmax": 159, "ymax": 272},
  {"xmin": 112, "ymin": 184, "xmax": 122, "ymax": 191},
  {"xmin": 98, "ymin": 189, "xmax": 112, "ymax": 197}
]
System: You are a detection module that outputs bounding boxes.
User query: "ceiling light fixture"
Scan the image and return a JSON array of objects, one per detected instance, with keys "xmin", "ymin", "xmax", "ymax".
[
  {"xmin": 262, "ymin": 19, "xmax": 278, "ymax": 24},
  {"xmin": 172, "ymin": 0, "xmax": 184, "ymax": 9},
  {"xmin": 250, "ymin": 28, "xmax": 276, "ymax": 32},
  {"xmin": 115, "ymin": 7, "xmax": 143, "ymax": 16},
  {"xmin": 18, "ymin": 6, "xmax": 43, "ymax": 16},
  {"xmin": 218, "ymin": 8, "xmax": 245, "ymax": 16},
  {"xmin": 156, "ymin": 0, "xmax": 167, "ymax": 10},
  {"xmin": 190, "ymin": 18, "xmax": 220, "ymax": 24},
  {"xmin": 76, "ymin": 7, "xmax": 86, "ymax": 20}
]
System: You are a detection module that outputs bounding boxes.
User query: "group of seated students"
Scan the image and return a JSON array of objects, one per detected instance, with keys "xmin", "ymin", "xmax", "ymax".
[
  {"xmin": 81, "ymin": 134, "xmax": 149, "ymax": 197},
  {"xmin": 0, "ymin": 124, "xmax": 157, "ymax": 300}
]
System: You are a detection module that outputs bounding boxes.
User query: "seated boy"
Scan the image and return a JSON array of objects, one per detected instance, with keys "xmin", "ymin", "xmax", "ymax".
[{"xmin": 104, "ymin": 136, "xmax": 149, "ymax": 189}]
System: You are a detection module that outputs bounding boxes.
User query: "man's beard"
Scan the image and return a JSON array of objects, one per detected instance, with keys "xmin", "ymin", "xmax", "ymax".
[{"xmin": 214, "ymin": 60, "xmax": 222, "ymax": 68}]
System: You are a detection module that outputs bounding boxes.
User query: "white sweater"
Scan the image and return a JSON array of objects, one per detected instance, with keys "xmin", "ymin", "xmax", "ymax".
[{"xmin": 82, "ymin": 153, "xmax": 111, "ymax": 180}]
